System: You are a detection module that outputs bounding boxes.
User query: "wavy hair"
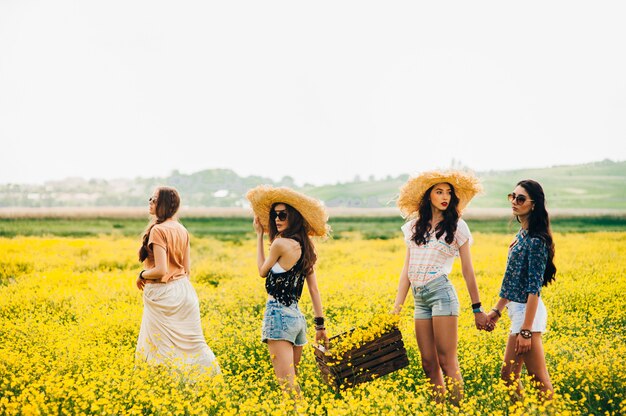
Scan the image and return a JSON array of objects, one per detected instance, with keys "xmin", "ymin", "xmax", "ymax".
[
  {"xmin": 517, "ymin": 179, "xmax": 556, "ymax": 286},
  {"xmin": 411, "ymin": 183, "xmax": 460, "ymax": 245},
  {"xmin": 138, "ymin": 186, "xmax": 181, "ymax": 262},
  {"xmin": 268, "ymin": 203, "xmax": 317, "ymax": 275}
]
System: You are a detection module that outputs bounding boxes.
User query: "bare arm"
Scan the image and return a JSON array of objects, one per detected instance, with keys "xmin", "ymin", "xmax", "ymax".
[
  {"xmin": 306, "ymin": 269, "xmax": 328, "ymax": 346},
  {"xmin": 254, "ymin": 216, "xmax": 287, "ymax": 277},
  {"xmin": 459, "ymin": 242, "xmax": 480, "ymax": 303},
  {"xmin": 522, "ymin": 293, "xmax": 539, "ymax": 330},
  {"xmin": 514, "ymin": 293, "xmax": 540, "ymax": 354},
  {"xmin": 183, "ymin": 240, "xmax": 191, "ymax": 278},
  {"xmin": 392, "ymin": 248, "xmax": 411, "ymax": 314},
  {"xmin": 459, "ymin": 242, "xmax": 489, "ymax": 329},
  {"xmin": 141, "ymin": 244, "xmax": 168, "ymax": 280},
  {"xmin": 486, "ymin": 297, "xmax": 510, "ymax": 328}
]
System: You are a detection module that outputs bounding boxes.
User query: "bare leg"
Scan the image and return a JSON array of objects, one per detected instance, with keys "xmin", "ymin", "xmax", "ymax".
[
  {"xmin": 432, "ymin": 316, "xmax": 463, "ymax": 406},
  {"xmin": 522, "ymin": 333, "xmax": 554, "ymax": 400},
  {"xmin": 267, "ymin": 340, "xmax": 302, "ymax": 399},
  {"xmin": 293, "ymin": 345, "xmax": 303, "ymax": 376},
  {"xmin": 501, "ymin": 334, "xmax": 524, "ymax": 400},
  {"xmin": 414, "ymin": 319, "xmax": 445, "ymax": 402}
]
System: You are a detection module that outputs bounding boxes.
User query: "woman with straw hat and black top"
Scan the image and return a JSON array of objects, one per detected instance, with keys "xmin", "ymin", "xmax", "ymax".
[
  {"xmin": 392, "ymin": 170, "xmax": 486, "ymax": 406},
  {"xmin": 246, "ymin": 185, "xmax": 330, "ymax": 401}
]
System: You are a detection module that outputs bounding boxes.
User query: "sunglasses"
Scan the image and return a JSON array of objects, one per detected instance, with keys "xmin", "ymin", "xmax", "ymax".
[
  {"xmin": 271, "ymin": 210, "xmax": 288, "ymax": 221},
  {"xmin": 507, "ymin": 193, "xmax": 533, "ymax": 205},
  {"xmin": 149, "ymin": 197, "xmax": 157, "ymax": 204}
]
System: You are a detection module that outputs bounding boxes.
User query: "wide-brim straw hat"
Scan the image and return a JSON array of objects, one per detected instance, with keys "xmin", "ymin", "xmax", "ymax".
[
  {"xmin": 397, "ymin": 170, "xmax": 483, "ymax": 218},
  {"xmin": 246, "ymin": 185, "xmax": 330, "ymax": 237}
]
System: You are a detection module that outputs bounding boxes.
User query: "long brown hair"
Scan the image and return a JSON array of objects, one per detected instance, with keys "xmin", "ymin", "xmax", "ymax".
[
  {"xmin": 516, "ymin": 180, "xmax": 556, "ymax": 286},
  {"xmin": 138, "ymin": 186, "xmax": 181, "ymax": 262},
  {"xmin": 268, "ymin": 203, "xmax": 317, "ymax": 275},
  {"xmin": 412, "ymin": 183, "xmax": 460, "ymax": 245}
]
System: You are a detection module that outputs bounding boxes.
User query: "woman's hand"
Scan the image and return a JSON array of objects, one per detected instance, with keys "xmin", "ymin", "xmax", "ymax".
[
  {"xmin": 474, "ymin": 311, "xmax": 489, "ymax": 331},
  {"xmin": 391, "ymin": 304, "xmax": 402, "ymax": 315},
  {"xmin": 316, "ymin": 328, "xmax": 329, "ymax": 350},
  {"xmin": 485, "ymin": 310, "xmax": 500, "ymax": 331},
  {"xmin": 515, "ymin": 334, "xmax": 532, "ymax": 355},
  {"xmin": 253, "ymin": 216, "xmax": 264, "ymax": 236},
  {"xmin": 136, "ymin": 276, "xmax": 145, "ymax": 291}
]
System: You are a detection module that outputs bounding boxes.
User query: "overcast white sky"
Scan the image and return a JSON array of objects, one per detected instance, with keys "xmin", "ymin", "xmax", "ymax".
[{"xmin": 1, "ymin": 1, "xmax": 625, "ymax": 186}]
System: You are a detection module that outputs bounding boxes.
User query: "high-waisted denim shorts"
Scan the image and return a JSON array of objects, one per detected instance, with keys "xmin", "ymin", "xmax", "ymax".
[
  {"xmin": 411, "ymin": 275, "xmax": 460, "ymax": 319},
  {"xmin": 261, "ymin": 299, "xmax": 307, "ymax": 346}
]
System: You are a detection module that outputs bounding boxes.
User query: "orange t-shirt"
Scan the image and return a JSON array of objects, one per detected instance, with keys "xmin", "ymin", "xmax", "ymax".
[{"xmin": 145, "ymin": 220, "xmax": 190, "ymax": 283}]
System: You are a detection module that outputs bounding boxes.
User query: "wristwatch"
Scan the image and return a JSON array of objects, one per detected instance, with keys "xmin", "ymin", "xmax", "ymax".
[{"xmin": 519, "ymin": 329, "xmax": 532, "ymax": 339}]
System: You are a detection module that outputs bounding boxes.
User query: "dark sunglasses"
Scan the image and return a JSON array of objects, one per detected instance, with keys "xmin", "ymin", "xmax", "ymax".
[
  {"xmin": 271, "ymin": 210, "xmax": 288, "ymax": 221},
  {"xmin": 507, "ymin": 193, "xmax": 533, "ymax": 205},
  {"xmin": 149, "ymin": 197, "xmax": 156, "ymax": 204}
]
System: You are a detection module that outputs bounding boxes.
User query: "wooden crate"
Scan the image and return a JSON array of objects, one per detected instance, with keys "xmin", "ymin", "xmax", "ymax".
[{"xmin": 313, "ymin": 327, "xmax": 409, "ymax": 391}]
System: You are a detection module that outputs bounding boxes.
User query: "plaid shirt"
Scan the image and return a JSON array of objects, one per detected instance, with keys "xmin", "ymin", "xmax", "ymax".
[{"xmin": 401, "ymin": 218, "xmax": 472, "ymax": 287}]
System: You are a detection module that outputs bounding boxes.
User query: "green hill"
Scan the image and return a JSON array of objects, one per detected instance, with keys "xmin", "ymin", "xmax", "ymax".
[
  {"xmin": 304, "ymin": 159, "xmax": 626, "ymax": 210},
  {"xmin": 1, "ymin": 160, "xmax": 624, "ymax": 210}
]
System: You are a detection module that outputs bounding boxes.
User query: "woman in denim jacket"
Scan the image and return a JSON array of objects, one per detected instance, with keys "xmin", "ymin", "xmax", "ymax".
[{"xmin": 487, "ymin": 180, "xmax": 556, "ymax": 400}]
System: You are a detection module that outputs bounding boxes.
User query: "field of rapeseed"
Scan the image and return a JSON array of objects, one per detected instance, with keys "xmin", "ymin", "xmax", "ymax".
[{"xmin": 1, "ymin": 231, "xmax": 625, "ymax": 415}]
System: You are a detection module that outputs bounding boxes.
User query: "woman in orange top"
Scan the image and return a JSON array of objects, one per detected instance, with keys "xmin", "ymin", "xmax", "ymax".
[{"xmin": 135, "ymin": 186, "xmax": 220, "ymax": 375}]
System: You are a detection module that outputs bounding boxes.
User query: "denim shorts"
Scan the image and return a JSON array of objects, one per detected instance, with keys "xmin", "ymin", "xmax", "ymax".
[
  {"xmin": 411, "ymin": 275, "xmax": 460, "ymax": 319},
  {"xmin": 261, "ymin": 299, "xmax": 307, "ymax": 346},
  {"xmin": 507, "ymin": 297, "xmax": 548, "ymax": 334}
]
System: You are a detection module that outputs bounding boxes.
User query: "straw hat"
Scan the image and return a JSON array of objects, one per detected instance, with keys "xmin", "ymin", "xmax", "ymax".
[
  {"xmin": 397, "ymin": 170, "xmax": 482, "ymax": 218},
  {"xmin": 246, "ymin": 185, "xmax": 330, "ymax": 237}
]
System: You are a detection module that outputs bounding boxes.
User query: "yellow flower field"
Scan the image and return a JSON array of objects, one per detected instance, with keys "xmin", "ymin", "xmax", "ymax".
[{"xmin": 1, "ymin": 232, "xmax": 625, "ymax": 415}]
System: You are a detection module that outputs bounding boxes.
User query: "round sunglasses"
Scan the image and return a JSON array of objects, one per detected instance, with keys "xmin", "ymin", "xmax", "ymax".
[{"xmin": 507, "ymin": 193, "xmax": 533, "ymax": 205}]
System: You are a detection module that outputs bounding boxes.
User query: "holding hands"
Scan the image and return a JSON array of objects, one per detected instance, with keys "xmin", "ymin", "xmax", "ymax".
[
  {"xmin": 474, "ymin": 310, "xmax": 493, "ymax": 331},
  {"xmin": 483, "ymin": 307, "xmax": 501, "ymax": 332},
  {"xmin": 472, "ymin": 302, "xmax": 497, "ymax": 332}
]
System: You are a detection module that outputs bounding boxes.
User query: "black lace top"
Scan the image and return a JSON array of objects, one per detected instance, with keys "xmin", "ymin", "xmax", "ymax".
[{"xmin": 265, "ymin": 245, "xmax": 306, "ymax": 307}]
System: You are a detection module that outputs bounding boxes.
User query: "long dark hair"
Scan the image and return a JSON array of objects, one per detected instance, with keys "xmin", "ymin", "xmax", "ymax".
[
  {"xmin": 268, "ymin": 202, "xmax": 317, "ymax": 275},
  {"xmin": 138, "ymin": 186, "xmax": 181, "ymax": 262},
  {"xmin": 517, "ymin": 179, "xmax": 556, "ymax": 286},
  {"xmin": 411, "ymin": 183, "xmax": 460, "ymax": 245}
]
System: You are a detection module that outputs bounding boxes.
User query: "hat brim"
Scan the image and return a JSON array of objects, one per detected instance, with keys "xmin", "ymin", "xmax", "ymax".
[
  {"xmin": 397, "ymin": 170, "xmax": 482, "ymax": 218},
  {"xmin": 246, "ymin": 186, "xmax": 330, "ymax": 237}
]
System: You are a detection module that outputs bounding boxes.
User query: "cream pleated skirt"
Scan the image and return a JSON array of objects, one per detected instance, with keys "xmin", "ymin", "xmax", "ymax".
[{"xmin": 136, "ymin": 277, "xmax": 221, "ymax": 375}]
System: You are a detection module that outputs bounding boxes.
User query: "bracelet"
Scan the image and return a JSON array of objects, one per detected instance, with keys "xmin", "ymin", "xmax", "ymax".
[
  {"xmin": 139, "ymin": 270, "xmax": 146, "ymax": 279},
  {"xmin": 314, "ymin": 316, "xmax": 325, "ymax": 326},
  {"xmin": 315, "ymin": 326, "xmax": 326, "ymax": 331},
  {"xmin": 472, "ymin": 307, "xmax": 484, "ymax": 314},
  {"xmin": 491, "ymin": 307, "xmax": 502, "ymax": 318},
  {"xmin": 519, "ymin": 329, "xmax": 532, "ymax": 339},
  {"xmin": 471, "ymin": 302, "xmax": 482, "ymax": 310}
]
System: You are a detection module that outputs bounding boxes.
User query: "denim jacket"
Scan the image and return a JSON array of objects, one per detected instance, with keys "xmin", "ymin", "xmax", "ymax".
[{"xmin": 499, "ymin": 229, "xmax": 548, "ymax": 303}]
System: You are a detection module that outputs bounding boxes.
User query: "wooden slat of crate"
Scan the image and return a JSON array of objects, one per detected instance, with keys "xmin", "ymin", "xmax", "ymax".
[
  {"xmin": 319, "ymin": 337, "xmax": 405, "ymax": 378},
  {"xmin": 348, "ymin": 353, "xmax": 410, "ymax": 386},
  {"xmin": 313, "ymin": 328, "xmax": 402, "ymax": 364},
  {"xmin": 313, "ymin": 327, "xmax": 409, "ymax": 390},
  {"xmin": 327, "ymin": 335, "xmax": 403, "ymax": 372},
  {"xmin": 334, "ymin": 346, "xmax": 407, "ymax": 379}
]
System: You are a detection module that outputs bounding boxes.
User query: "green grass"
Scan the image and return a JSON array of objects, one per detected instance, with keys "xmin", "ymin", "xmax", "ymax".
[{"xmin": 1, "ymin": 216, "xmax": 625, "ymax": 240}]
